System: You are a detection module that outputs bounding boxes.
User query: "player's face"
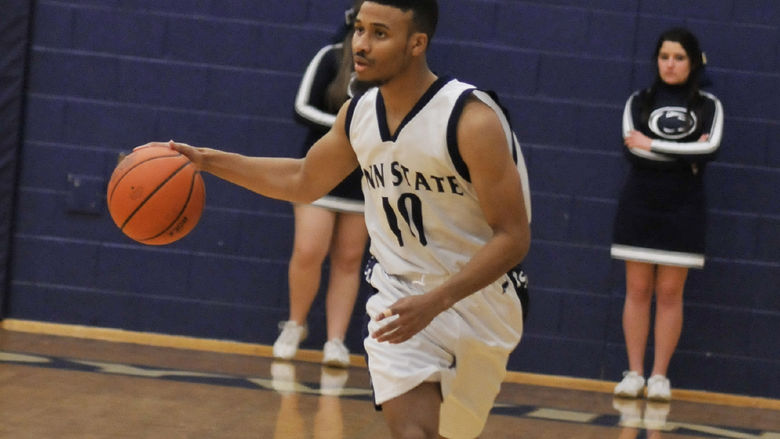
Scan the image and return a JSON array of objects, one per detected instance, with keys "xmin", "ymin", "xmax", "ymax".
[
  {"xmin": 352, "ymin": 2, "xmax": 418, "ymax": 84},
  {"xmin": 657, "ymin": 41, "xmax": 691, "ymax": 85}
]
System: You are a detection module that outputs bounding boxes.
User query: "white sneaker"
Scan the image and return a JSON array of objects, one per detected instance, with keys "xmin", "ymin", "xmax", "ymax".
[
  {"xmin": 272, "ymin": 321, "xmax": 307, "ymax": 360},
  {"xmin": 322, "ymin": 339, "xmax": 350, "ymax": 368},
  {"xmin": 646, "ymin": 375, "xmax": 672, "ymax": 402},
  {"xmin": 614, "ymin": 371, "xmax": 645, "ymax": 398}
]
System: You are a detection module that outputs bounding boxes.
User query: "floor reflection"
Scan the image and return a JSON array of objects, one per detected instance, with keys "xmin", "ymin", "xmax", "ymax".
[
  {"xmin": 613, "ymin": 397, "xmax": 671, "ymax": 439},
  {"xmin": 272, "ymin": 361, "xmax": 349, "ymax": 439},
  {"xmin": 2, "ymin": 328, "xmax": 778, "ymax": 439}
]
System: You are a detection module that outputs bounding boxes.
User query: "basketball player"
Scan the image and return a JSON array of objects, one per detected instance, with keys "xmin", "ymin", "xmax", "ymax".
[{"xmin": 150, "ymin": 1, "xmax": 532, "ymax": 437}]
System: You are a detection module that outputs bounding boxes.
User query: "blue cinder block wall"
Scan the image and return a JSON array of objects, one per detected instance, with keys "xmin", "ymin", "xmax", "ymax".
[{"xmin": 7, "ymin": 0, "xmax": 778, "ymax": 398}]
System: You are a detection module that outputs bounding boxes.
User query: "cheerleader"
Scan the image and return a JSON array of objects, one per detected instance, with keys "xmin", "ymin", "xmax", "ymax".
[{"xmin": 612, "ymin": 27, "xmax": 724, "ymax": 402}]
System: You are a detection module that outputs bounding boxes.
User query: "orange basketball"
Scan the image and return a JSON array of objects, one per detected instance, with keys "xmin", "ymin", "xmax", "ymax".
[{"xmin": 107, "ymin": 146, "xmax": 205, "ymax": 245}]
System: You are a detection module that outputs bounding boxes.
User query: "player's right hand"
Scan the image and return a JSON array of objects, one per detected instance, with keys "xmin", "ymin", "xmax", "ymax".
[{"xmin": 167, "ymin": 141, "xmax": 206, "ymax": 170}]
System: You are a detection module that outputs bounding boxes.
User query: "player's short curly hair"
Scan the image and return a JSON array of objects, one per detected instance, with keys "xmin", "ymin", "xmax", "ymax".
[{"xmin": 363, "ymin": 0, "xmax": 438, "ymax": 41}]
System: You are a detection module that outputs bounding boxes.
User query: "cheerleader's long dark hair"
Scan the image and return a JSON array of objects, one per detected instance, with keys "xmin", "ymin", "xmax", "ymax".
[
  {"xmin": 324, "ymin": 0, "xmax": 364, "ymax": 112},
  {"xmin": 639, "ymin": 28, "xmax": 707, "ymax": 127}
]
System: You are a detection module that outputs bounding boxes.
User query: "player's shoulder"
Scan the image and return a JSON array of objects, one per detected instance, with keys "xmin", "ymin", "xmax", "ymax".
[
  {"xmin": 460, "ymin": 96, "xmax": 494, "ymax": 120},
  {"xmin": 444, "ymin": 82, "xmax": 509, "ymax": 140},
  {"xmin": 454, "ymin": 97, "xmax": 508, "ymax": 162},
  {"xmin": 459, "ymin": 93, "xmax": 503, "ymax": 130}
]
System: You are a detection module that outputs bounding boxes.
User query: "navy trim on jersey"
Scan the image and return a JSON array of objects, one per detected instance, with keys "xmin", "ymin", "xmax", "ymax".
[
  {"xmin": 504, "ymin": 263, "xmax": 529, "ymax": 321},
  {"xmin": 447, "ymin": 88, "xmax": 519, "ymax": 182},
  {"xmin": 345, "ymin": 95, "xmax": 361, "ymax": 141},
  {"xmin": 485, "ymin": 89, "xmax": 521, "ymax": 165},
  {"xmin": 447, "ymin": 88, "xmax": 476, "ymax": 182},
  {"xmin": 376, "ymin": 75, "xmax": 452, "ymax": 142}
]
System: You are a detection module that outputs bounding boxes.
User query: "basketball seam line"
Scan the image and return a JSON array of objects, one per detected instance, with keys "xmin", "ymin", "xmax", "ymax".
[
  {"xmin": 142, "ymin": 167, "xmax": 200, "ymax": 242},
  {"xmin": 108, "ymin": 152, "xmax": 182, "ymax": 205},
  {"xmin": 120, "ymin": 161, "xmax": 192, "ymax": 232}
]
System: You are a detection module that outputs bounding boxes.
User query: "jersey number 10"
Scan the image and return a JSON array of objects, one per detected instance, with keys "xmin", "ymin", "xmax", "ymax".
[{"xmin": 382, "ymin": 193, "xmax": 427, "ymax": 247}]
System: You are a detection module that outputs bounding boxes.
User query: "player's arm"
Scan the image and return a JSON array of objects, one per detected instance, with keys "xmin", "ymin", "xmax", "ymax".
[
  {"xmin": 148, "ymin": 101, "xmax": 358, "ymax": 204},
  {"xmin": 373, "ymin": 97, "xmax": 531, "ymax": 343},
  {"xmin": 441, "ymin": 97, "xmax": 532, "ymax": 302}
]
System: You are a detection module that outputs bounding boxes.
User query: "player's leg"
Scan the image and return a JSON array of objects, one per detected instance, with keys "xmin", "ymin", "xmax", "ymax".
[
  {"xmin": 439, "ymin": 335, "xmax": 515, "ymax": 439},
  {"xmin": 622, "ymin": 260, "xmax": 656, "ymax": 374},
  {"xmin": 381, "ymin": 382, "xmax": 443, "ymax": 439},
  {"xmin": 324, "ymin": 211, "xmax": 367, "ymax": 342}
]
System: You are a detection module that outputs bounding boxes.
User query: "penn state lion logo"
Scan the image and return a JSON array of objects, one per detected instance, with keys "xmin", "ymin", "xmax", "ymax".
[{"xmin": 649, "ymin": 106, "xmax": 698, "ymax": 140}]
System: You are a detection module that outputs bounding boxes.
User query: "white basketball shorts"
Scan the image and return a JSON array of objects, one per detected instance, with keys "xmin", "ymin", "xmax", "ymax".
[{"xmin": 363, "ymin": 262, "xmax": 525, "ymax": 439}]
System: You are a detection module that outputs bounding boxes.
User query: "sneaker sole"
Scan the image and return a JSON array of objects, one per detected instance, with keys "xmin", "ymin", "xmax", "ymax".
[
  {"xmin": 614, "ymin": 390, "xmax": 644, "ymax": 399},
  {"xmin": 322, "ymin": 359, "xmax": 350, "ymax": 368},
  {"xmin": 272, "ymin": 350, "xmax": 296, "ymax": 361},
  {"xmin": 647, "ymin": 394, "xmax": 671, "ymax": 403}
]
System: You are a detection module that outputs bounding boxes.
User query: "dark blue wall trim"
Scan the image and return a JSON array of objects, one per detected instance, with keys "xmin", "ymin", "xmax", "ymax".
[{"xmin": 0, "ymin": 0, "xmax": 32, "ymax": 318}]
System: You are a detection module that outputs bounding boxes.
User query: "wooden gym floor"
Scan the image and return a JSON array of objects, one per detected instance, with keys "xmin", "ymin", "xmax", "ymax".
[{"xmin": 1, "ymin": 321, "xmax": 778, "ymax": 439}]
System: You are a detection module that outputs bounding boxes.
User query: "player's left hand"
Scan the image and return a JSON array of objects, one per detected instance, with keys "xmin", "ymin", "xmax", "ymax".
[{"xmin": 372, "ymin": 293, "xmax": 444, "ymax": 344}]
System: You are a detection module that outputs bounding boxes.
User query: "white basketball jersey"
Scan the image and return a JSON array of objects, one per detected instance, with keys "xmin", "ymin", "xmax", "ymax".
[{"xmin": 346, "ymin": 77, "xmax": 531, "ymax": 280}]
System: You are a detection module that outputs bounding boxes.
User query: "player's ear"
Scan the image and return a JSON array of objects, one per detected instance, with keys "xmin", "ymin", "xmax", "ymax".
[{"xmin": 410, "ymin": 32, "xmax": 428, "ymax": 56}]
